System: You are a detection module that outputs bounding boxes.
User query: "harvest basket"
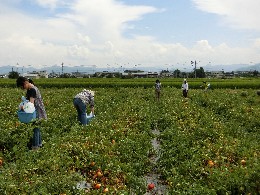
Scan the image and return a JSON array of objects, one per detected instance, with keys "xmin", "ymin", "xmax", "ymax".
[
  {"xmin": 17, "ymin": 111, "xmax": 36, "ymax": 124},
  {"xmin": 86, "ymin": 115, "xmax": 94, "ymax": 124}
]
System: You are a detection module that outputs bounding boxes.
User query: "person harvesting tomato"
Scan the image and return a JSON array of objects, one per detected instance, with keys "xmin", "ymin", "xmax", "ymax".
[
  {"xmin": 73, "ymin": 89, "xmax": 95, "ymax": 125},
  {"xmin": 181, "ymin": 79, "xmax": 189, "ymax": 98},
  {"xmin": 16, "ymin": 76, "xmax": 47, "ymax": 150},
  {"xmin": 155, "ymin": 79, "xmax": 162, "ymax": 102}
]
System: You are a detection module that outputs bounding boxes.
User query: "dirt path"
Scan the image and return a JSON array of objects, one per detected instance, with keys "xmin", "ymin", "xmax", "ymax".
[
  {"xmin": 76, "ymin": 128, "xmax": 169, "ymax": 194},
  {"xmin": 144, "ymin": 129, "xmax": 168, "ymax": 195}
]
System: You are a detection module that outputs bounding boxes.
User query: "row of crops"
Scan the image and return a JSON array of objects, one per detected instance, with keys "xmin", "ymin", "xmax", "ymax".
[
  {"xmin": 0, "ymin": 77, "xmax": 260, "ymax": 89},
  {"xmin": 0, "ymin": 78, "xmax": 259, "ymax": 194}
]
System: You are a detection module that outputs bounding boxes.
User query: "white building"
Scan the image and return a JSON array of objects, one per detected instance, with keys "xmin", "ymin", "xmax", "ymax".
[{"xmin": 22, "ymin": 70, "xmax": 48, "ymax": 78}]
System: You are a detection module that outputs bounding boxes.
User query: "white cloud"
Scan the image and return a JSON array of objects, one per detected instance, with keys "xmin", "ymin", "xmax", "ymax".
[
  {"xmin": 193, "ymin": 0, "xmax": 260, "ymax": 31},
  {"xmin": 59, "ymin": 0, "xmax": 157, "ymax": 42},
  {"xmin": 253, "ymin": 38, "xmax": 260, "ymax": 48},
  {"xmin": 0, "ymin": 0, "xmax": 160, "ymax": 67},
  {"xmin": 0, "ymin": 0, "xmax": 259, "ymax": 69}
]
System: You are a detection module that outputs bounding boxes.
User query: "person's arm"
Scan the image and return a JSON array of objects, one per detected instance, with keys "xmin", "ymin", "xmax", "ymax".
[
  {"xmin": 89, "ymin": 95, "xmax": 95, "ymax": 115},
  {"xmin": 20, "ymin": 90, "xmax": 35, "ymax": 110},
  {"xmin": 27, "ymin": 88, "xmax": 36, "ymax": 104},
  {"xmin": 29, "ymin": 97, "xmax": 35, "ymax": 104},
  {"xmin": 91, "ymin": 106, "xmax": 94, "ymax": 115}
]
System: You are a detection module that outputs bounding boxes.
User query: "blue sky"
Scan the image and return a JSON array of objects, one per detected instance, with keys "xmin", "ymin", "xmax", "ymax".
[{"xmin": 0, "ymin": 0, "xmax": 259, "ymax": 70}]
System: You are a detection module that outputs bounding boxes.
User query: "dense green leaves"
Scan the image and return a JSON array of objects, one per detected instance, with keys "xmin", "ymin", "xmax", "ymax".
[{"xmin": 0, "ymin": 79, "xmax": 259, "ymax": 194}]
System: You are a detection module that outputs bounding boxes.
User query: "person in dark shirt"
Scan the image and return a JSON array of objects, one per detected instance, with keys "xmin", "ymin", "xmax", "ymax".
[{"xmin": 16, "ymin": 76, "xmax": 47, "ymax": 150}]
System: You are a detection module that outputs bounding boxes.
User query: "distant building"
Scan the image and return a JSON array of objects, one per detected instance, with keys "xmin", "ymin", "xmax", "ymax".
[
  {"xmin": 147, "ymin": 72, "xmax": 159, "ymax": 78},
  {"xmin": 22, "ymin": 73, "xmax": 40, "ymax": 79},
  {"xmin": 207, "ymin": 71, "xmax": 224, "ymax": 78},
  {"xmin": 71, "ymin": 71, "xmax": 92, "ymax": 78},
  {"xmin": 22, "ymin": 70, "xmax": 48, "ymax": 79},
  {"xmin": 95, "ymin": 71, "xmax": 120, "ymax": 78},
  {"xmin": 38, "ymin": 70, "xmax": 48, "ymax": 78},
  {"xmin": 48, "ymin": 72, "xmax": 59, "ymax": 78},
  {"xmin": 224, "ymin": 72, "xmax": 235, "ymax": 78},
  {"xmin": 121, "ymin": 71, "xmax": 159, "ymax": 78},
  {"xmin": 160, "ymin": 71, "xmax": 173, "ymax": 77}
]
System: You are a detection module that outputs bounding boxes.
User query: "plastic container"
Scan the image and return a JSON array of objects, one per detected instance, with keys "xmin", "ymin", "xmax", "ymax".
[
  {"xmin": 86, "ymin": 113, "xmax": 95, "ymax": 124},
  {"xmin": 23, "ymin": 102, "xmax": 35, "ymax": 113},
  {"xmin": 86, "ymin": 116, "xmax": 93, "ymax": 124},
  {"xmin": 18, "ymin": 100, "xmax": 29, "ymax": 111},
  {"xmin": 17, "ymin": 110, "xmax": 36, "ymax": 123}
]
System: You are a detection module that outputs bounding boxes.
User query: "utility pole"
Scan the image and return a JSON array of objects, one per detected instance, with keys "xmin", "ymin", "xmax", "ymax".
[
  {"xmin": 61, "ymin": 62, "xmax": 64, "ymax": 74},
  {"xmin": 191, "ymin": 60, "xmax": 197, "ymax": 78}
]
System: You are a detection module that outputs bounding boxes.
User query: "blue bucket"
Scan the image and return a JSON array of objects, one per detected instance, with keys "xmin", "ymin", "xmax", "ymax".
[
  {"xmin": 17, "ymin": 111, "xmax": 36, "ymax": 123},
  {"xmin": 86, "ymin": 116, "xmax": 94, "ymax": 124}
]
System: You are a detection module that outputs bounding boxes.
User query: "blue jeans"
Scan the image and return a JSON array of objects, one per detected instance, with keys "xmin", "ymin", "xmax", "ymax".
[
  {"xmin": 32, "ymin": 127, "xmax": 42, "ymax": 147},
  {"xmin": 73, "ymin": 98, "xmax": 87, "ymax": 125}
]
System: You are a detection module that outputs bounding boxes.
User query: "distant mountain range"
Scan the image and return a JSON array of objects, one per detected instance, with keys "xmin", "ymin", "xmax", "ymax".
[
  {"xmin": 203, "ymin": 63, "xmax": 260, "ymax": 72},
  {"xmin": 0, "ymin": 63, "xmax": 259, "ymax": 75}
]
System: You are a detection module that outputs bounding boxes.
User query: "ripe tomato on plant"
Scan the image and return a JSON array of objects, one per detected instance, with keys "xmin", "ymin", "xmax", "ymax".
[
  {"xmin": 103, "ymin": 187, "xmax": 109, "ymax": 193},
  {"xmin": 94, "ymin": 183, "xmax": 101, "ymax": 189},
  {"xmin": 241, "ymin": 159, "xmax": 246, "ymax": 166},
  {"xmin": 208, "ymin": 160, "xmax": 214, "ymax": 168}
]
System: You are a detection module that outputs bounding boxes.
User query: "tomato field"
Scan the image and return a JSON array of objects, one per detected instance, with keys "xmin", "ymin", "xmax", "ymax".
[{"xmin": 0, "ymin": 78, "xmax": 259, "ymax": 194}]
